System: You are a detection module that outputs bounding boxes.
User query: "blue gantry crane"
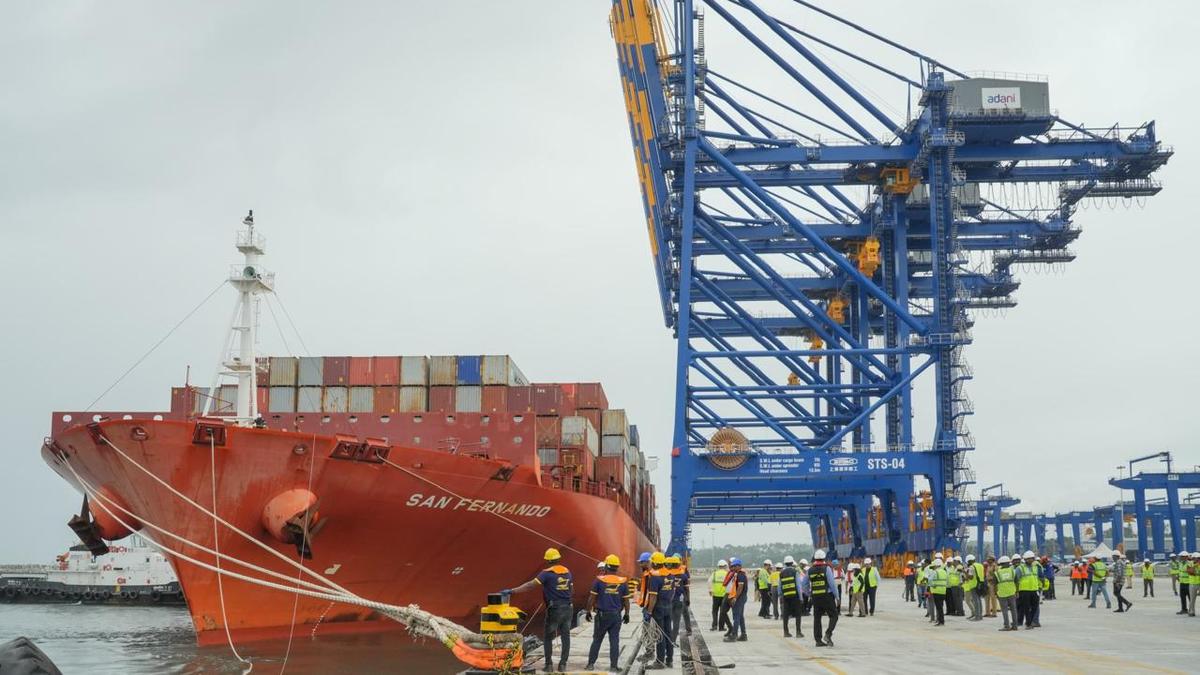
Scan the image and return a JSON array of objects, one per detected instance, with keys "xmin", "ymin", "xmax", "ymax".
[
  {"xmin": 1111, "ymin": 453, "xmax": 1200, "ymax": 556},
  {"xmin": 609, "ymin": 0, "xmax": 1172, "ymax": 556}
]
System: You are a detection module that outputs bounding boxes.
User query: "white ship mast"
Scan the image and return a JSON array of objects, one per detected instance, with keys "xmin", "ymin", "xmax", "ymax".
[{"xmin": 203, "ymin": 211, "xmax": 274, "ymax": 424}]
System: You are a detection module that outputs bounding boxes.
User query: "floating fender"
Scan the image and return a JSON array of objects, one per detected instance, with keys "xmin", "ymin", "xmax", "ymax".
[
  {"xmin": 90, "ymin": 486, "xmax": 141, "ymax": 541},
  {"xmin": 2, "ymin": 588, "xmax": 14, "ymax": 599},
  {"xmin": 0, "ymin": 636, "xmax": 64, "ymax": 675},
  {"xmin": 150, "ymin": 590, "xmax": 162, "ymax": 603},
  {"xmin": 261, "ymin": 489, "xmax": 319, "ymax": 544}
]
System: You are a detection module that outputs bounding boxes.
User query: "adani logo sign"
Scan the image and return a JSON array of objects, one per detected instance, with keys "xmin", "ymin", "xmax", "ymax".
[{"xmin": 981, "ymin": 86, "xmax": 1021, "ymax": 110}]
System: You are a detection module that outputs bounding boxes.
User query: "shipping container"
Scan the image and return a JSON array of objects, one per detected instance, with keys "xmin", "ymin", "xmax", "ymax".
[
  {"xmin": 560, "ymin": 416, "xmax": 599, "ymax": 456},
  {"xmin": 400, "ymin": 356, "xmax": 429, "ymax": 386},
  {"xmin": 537, "ymin": 448, "xmax": 560, "ymax": 467},
  {"xmin": 374, "ymin": 386, "xmax": 399, "ymax": 414},
  {"xmin": 602, "ymin": 409, "xmax": 629, "ymax": 437},
  {"xmin": 349, "ymin": 386, "xmax": 375, "ymax": 413},
  {"xmin": 533, "ymin": 385, "xmax": 563, "ymax": 415},
  {"xmin": 482, "ymin": 386, "xmax": 508, "ymax": 413},
  {"xmin": 322, "ymin": 386, "xmax": 349, "ymax": 413},
  {"xmin": 255, "ymin": 357, "xmax": 270, "ymax": 383},
  {"xmin": 596, "ymin": 457, "xmax": 629, "ymax": 493},
  {"xmin": 507, "ymin": 386, "xmax": 533, "ymax": 413},
  {"xmin": 559, "ymin": 383, "xmax": 577, "ymax": 412},
  {"xmin": 428, "ymin": 386, "xmax": 455, "ymax": 412},
  {"xmin": 297, "ymin": 357, "xmax": 324, "ymax": 387},
  {"xmin": 323, "ymin": 356, "xmax": 350, "ymax": 386},
  {"xmin": 215, "ymin": 385, "xmax": 238, "ymax": 414},
  {"xmin": 428, "ymin": 356, "xmax": 457, "ymax": 386},
  {"xmin": 575, "ymin": 382, "xmax": 608, "ymax": 410},
  {"xmin": 481, "ymin": 355, "xmax": 529, "ymax": 386},
  {"xmin": 576, "ymin": 409, "xmax": 602, "ymax": 437},
  {"xmin": 256, "ymin": 386, "xmax": 269, "ymax": 414},
  {"xmin": 348, "ymin": 357, "xmax": 375, "ymax": 385},
  {"xmin": 456, "ymin": 355, "xmax": 482, "ymax": 386},
  {"xmin": 190, "ymin": 386, "xmax": 211, "ymax": 414},
  {"xmin": 559, "ymin": 448, "xmax": 596, "ymax": 479},
  {"xmin": 373, "ymin": 356, "xmax": 401, "ymax": 385},
  {"xmin": 629, "ymin": 424, "xmax": 640, "ymax": 450},
  {"xmin": 535, "ymin": 416, "xmax": 561, "ymax": 447},
  {"xmin": 455, "ymin": 386, "xmax": 482, "ymax": 413},
  {"xmin": 601, "ymin": 434, "xmax": 629, "ymax": 459},
  {"xmin": 296, "ymin": 386, "xmax": 323, "ymax": 412},
  {"xmin": 399, "ymin": 386, "xmax": 428, "ymax": 412},
  {"xmin": 268, "ymin": 357, "xmax": 299, "ymax": 386}
]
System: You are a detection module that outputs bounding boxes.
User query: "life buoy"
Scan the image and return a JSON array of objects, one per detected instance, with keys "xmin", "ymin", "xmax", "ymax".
[{"xmin": 116, "ymin": 577, "xmax": 127, "ymax": 585}]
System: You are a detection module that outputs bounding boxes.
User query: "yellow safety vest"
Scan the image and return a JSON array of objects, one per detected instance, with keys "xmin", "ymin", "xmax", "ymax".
[
  {"xmin": 947, "ymin": 568, "xmax": 961, "ymax": 587},
  {"xmin": 994, "ymin": 566, "xmax": 1017, "ymax": 598},
  {"xmin": 928, "ymin": 568, "xmax": 948, "ymax": 595},
  {"xmin": 1142, "ymin": 565, "xmax": 1155, "ymax": 580},
  {"xmin": 710, "ymin": 570, "xmax": 726, "ymax": 598},
  {"xmin": 1017, "ymin": 564, "xmax": 1040, "ymax": 592}
]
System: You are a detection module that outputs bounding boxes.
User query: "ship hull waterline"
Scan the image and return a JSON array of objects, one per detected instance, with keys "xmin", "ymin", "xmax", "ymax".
[{"xmin": 43, "ymin": 420, "xmax": 655, "ymax": 645}]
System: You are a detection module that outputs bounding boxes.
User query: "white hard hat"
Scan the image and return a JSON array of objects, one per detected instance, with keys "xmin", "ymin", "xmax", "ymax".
[
  {"xmin": 1023, "ymin": 550, "xmax": 1035, "ymax": 559},
  {"xmin": 864, "ymin": 557, "xmax": 872, "ymax": 564},
  {"xmin": 966, "ymin": 554, "xmax": 975, "ymax": 562},
  {"xmin": 763, "ymin": 560, "xmax": 773, "ymax": 567},
  {"xmin": 931, "ymin": 559, "xmax": 943, "ymax": 567},
  {"xmin": 848, "ymin": 563, "xmax": 860, "ymax": 571},
  {"xmin": 799, "ymin": 558, "xmax": 809, "ymax": 565},
  {"xmin": 906, "ymin": 560, "xmax": 914, "ymax": 565},
  {"xmin": 718, "ymin": 559, "xmax": 728, "ymax": 567},
  {"xmin": 813, "ymin": 549, "xmax": 826, "ymax": 560},
  {"xmin": 998, "ymin": 555, "xmax": 1010, "ymax": 564},
  {"xmin": 783, "ymin": 555, "xmax": 796, "ymax": 565},
  {"xmin": 1144, "ymin": 559, "xmax": 1151, "ymax": 563},
  {"xmin": 598, "ymin": 561, "xmax": 607, "ymax": 568},
  {"xmin": 934, "ymin": 553, "xmax": 944, "ymax": 559},
  {"xmin": 1181, "ymin": 552, "xmax": 1191, "ymax": 558}
]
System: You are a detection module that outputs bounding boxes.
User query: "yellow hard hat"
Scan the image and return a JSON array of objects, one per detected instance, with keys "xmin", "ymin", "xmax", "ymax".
[
  {"xmin": 650, "ymin": 551, "xmax": 666, "ymax": 564},
  {"xmin": 666, "ymin": 555, "xmax": 681, "ymax": 565},
  {"xmin": 544, "ymin": 548, "xmax": 562, "ymax": 561},
  {"xmin": 604, "ymin": 554, "xmax": 620, "ymax": 567}
]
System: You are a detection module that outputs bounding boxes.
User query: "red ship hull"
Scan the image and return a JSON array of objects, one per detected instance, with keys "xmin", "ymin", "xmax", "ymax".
[{"xmin": 43, "ymin": 419, "xmax": 655, "ymax": 645}]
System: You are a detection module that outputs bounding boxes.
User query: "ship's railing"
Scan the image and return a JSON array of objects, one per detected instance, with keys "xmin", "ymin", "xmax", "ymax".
[{"xmin": 539, "ymin": 470, "xmax": 650, "ymax": 533}]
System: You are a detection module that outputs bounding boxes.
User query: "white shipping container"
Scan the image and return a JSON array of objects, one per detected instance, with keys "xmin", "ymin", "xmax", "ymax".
[
  {"xmin": 480, "ymin": 355, "xmax": 530, "ymax": 386},
  {"xmin": 349, "ymin": 387, "xmax": 374, "ymax": 413},
  {"xmin": 323, "ymin": 387, "xmax": 349, "ymax": 413},
  {"xmin": 601, "ymin": 409, "xmax": 629, "ymax": 437},
  {"xmin": 601, "ymin": 435, "xmax": 629, "ymax": 459},
  {"xmin": 537, "ymin": 448, "xmax": 560, "ymax": 466},
  {"xmin": 191, "ymin": 387, "xmax": 212, "ymax": 414},
  {"xmin": 268, "ymin": 386, "xmax": 296, "ymax": 413},
  {"xmin": 298, "ymin": 356, "xmax": 324, "ymax": 386},
  {"xmin": 455, "ymin": 386, "xmax": 482, "ymax": 413},
  {"xmin": 400, "ymin": 356, "xmax": 429, "ymax": 386},
  {"xmin": 399, "ymin": 386, "xmax": 427, "ymax": 412},
  {"xmin": 428, "ymin": 356, "xmax": 457, "ymax": 386},
  {"xmin": 296, "ymin": 387, "xmax": 323, "ymax": 413},
  {"xmin": 268, "ymin": 357, "xmax": 299, "ymax": 386},
  {"xmin": 560, "ymin": 416, "xmax": 599, "ymax": 456},
  {"xmin": 214, "ymin": 385, "xmax": 238, "ymax": 414}
]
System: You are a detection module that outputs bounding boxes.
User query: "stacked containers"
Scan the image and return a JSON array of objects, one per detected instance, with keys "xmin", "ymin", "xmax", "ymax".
[
  {"xmin": 323, "ymin": 357, "xmax": 350, "ymax": 386},
  {"xmin": 559, "ymin": 416, "xmax": 599, "ymax": 478},
  {"xmin": 455, "ymin": 356, "xmax": 482, "ymax": 413},
  {"xmin": 598, "ymin": 409, "xmax": 630, "ymax": 492},
  {"xmin": 401, "ymin": 356, "xmax": 428, "ymax": 412},
  {"xmin": 429, "ymin": 356, "xmax": 456, "ymax": 413},
  {"xmin": 573, "ymin": 382, "xmax": 607, "ymax": 481},
  {"xmin": 297, "ymin": 357, "xmax": 323, "ymax": 413}
]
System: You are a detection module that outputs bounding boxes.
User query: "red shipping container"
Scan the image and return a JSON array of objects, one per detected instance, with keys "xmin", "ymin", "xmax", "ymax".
[
  {"xmin": 596, "ymin": 456, "xmax": 627, "ymax": 491},
  {"xmin": 374, "ymin": 386, "xmax": 400, "ymax": 414},
  {"xmin": 535, "ymin": 416, "xmax": 561, "ymax": 447},
  {"xmin": 559, "ymin": 448, "xmax": 595, "ymax": 479},
  {"xmin": 575, "ymin": 382, "xmax": 608, "ymax": 410},
  {"xmin": 348, "ymin": 357, "xmax": 374, "ymax": 385},
  {"xmin": 323, "ymin": 356, "xmax": 351, "ymax": 385},
  {"xmin": 507, "ymin": 386, "xmax": 533, "ymax": 413},
  {"xmin": 428, "ymin": 386, "xmax": 455, "ymax": 412},
  {"xmin": 532, "ymin": 385, "xmax": 563, "ymax": 415},
  {"xmin": 559, "ymin": 383, "xmax": 578, "ymax": 414},
  {"xmin": 373, "ymin": 356, "xmax": 401, "ymax": 385},
  {"xmin": 482, "ymin": 386, "xmax": 507, "ymax": 413},
  {"xmin": 256, "ymin": 386, "xmax": 269, "ymax": 414}
]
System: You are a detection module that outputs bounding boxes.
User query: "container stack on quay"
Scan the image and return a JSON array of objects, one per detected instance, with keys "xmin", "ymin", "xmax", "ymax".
[{"xmin": 173, "ymin": 355, "xmax": 658, "ymax": 538}]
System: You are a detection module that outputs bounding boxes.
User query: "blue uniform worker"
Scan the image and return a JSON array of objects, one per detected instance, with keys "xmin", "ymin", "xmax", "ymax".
[
  {"xmin": 503, "ymin": 547, "xmax": 574, "ymax": 672},
  {"xmin": 642, "ymin": 552, "xmax": 675, "ymax": 668},
  {"xmin": 585, "ymin": 554, "xmax": 631, "ymax": 671}
]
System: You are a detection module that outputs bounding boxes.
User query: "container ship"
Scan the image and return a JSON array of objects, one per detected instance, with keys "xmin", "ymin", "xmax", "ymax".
[{"xmin": 41, "ymin": 214, "xmax": 659, "ymax": 645}]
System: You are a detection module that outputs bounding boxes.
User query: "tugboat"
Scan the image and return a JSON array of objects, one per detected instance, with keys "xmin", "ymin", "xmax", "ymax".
[{"xmin": 1, "ymin": 533, "xmax": 183, "ymax": 605}]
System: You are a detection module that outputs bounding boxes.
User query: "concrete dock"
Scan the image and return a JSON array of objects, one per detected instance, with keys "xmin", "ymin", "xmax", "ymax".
[{"xmin": 542, "ymin": 577, "xmax": 1194, "ymax": 674}]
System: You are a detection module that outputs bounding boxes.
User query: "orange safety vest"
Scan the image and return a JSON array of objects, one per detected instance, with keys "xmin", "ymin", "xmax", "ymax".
[
  {"xmin": 1071, "ymin": 566, "xmax": 1085, "ymax": 580},
  {"xmin": 903, "ymin": 567, "xmax": 914, "ymax": 577},
  {"xmin": 638, "ymin": 569, "xmax": 652, "ymax": 606}
]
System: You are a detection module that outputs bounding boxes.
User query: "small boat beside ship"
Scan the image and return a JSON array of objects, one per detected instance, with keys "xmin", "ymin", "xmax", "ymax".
[{"xmin": 1, "ymin": 534, "xmax": 183, "ymax": 605}]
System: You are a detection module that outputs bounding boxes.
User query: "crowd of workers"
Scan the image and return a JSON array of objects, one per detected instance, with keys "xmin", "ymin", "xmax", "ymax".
[{"xmin": 500, "ymin": 547, "xmax": 1199, "ymax": 672}]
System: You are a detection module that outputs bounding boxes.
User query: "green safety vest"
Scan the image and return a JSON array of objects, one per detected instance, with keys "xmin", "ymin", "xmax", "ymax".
[
  {"xmin": 916, "ymin": 566, "xmax": 928, "ymax": 586},
  {"xmin": 947, "ymin": 568, "xmax": 961, "ymax": 587},
  {"xmin": 710, "ymin": 570, "xmax": 726, "ymax": 598},
  {"xmin": 1017, "ymin": 564, "xmax": 1040, "ymax": 592},
  {"xmin": 1186, "ymin": 563, "xmax": 1199, "ymax": 585},
  {"xmin": 928, "ymin": 567, "xmax": 948, "ymax": 595},
  {"xmin": 963, "ymin": 562, "xmax": 982, "ymax": 592},
  {"xmin": 1142, "ymin": 565, "xmax": 1155, "ymax": 580},
  {"xmin": 865, "ymin": 567, "xmax": 878, "ymax": 588},
  {"xmin": 1092, "ymin": 561, "xmax": 1108, "ymax": 582},
  {"xmin": 780, "ymin": 566, "xmax": 798, "ymax": 598},
  {"xmin": 1125, "ymin": 562, "xmax": 1134, "ymax": 577},
  {"xmin": 851, "ymin": 573, "xmax": 864, "ymax": 594},
  {"xmin": 994, "ymin": 566, "xmax": 1017, "ymax": 598},
  {"xmin": 757, "ymin": 570, "xmax": 769, "ymax": 590},
  {"xmin": 1168, "ymin": 561, "xmax": 1180, "ymax": 578}
]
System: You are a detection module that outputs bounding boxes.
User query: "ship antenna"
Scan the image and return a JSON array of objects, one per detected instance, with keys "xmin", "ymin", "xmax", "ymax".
[{"xmin": 201, "ymin": 210, "xmax": 275, "ymax": 425}]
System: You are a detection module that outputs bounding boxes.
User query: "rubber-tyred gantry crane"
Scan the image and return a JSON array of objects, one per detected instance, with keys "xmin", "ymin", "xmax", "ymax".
[{"xmin": 609, "ymin": 0, "xmax": 1172, "ymax": 557}]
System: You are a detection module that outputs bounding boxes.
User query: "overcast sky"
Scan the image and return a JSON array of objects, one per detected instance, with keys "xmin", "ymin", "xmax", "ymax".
[{"xmin": 1, "ymin": 1, "xmax": 1196, "ymax": 562}]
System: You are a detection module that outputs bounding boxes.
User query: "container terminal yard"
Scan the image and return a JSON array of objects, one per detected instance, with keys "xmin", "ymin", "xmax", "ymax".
[{"xmin": 0, "ymin": 1, "xmax": 1194, "ymax": 674}]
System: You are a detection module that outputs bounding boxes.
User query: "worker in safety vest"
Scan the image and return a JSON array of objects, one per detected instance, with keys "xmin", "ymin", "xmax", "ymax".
[
  {"xmin": 861, "ymin": 558, "xmax": 880, "ymax": 616},
  {"xmin": 1167, "ymin": 553, "xmax": 1180, "ymax": 597},
  {"xmin": 642, "ymin": 551, "xmax": 675, "ymax": 668},
  {"xmin": 708, "ymin": 559, "xmax": 729, "ymax": 632},
  {"xmin": 1142, "ymin": 559, "xmax": 1156, "ymax": 598},
  {"xmin": 963, "ymin": 553, "xmax": 985, "ymax": 621},
  {"xmin": 993, "ymin": 555, "xmax": 1019, "ymax": 631},
  {"xmin": 1013, "ymin": 551, "xmax": 1041, "ymax": 628},
  {"xmin": 666, "ymin": 554, "xmax": 691, "ymax": 641},
  {"xmin": 902, "ymin": 560, "xmax": 916, "ymax": 602},
  {"xmin": 636, "ymin": 552, "xmax": 652, "ymax": 607},
  {"xmin": 1110, "ymin": 552, "xmax": 1133, "ymax": 613},
  {"xmin": 802, "ymin": 549, "xmax": 840, "ymax": 646},
  {"xmin": 845, "ymin": 563, "xmax": 865, "ymax": 617},
  {"xmin": 1040, "ymin": 556, "xmax": 1057, "ymax": 600},
  {"xmin": 1070, "ymin": 560, "xmax": 1086, "ymax": 596},
  {"xmin": 946, "ymin": 557, "xmax": 963, "ymax": 616},
  {"xmin": 1180, "ymin": 552, "xmax": 1198, "ymax": 617},
  {"xmin": 1086, "ymin": 553, "xmax": 1112, "ymax": 609},
  {"xmin": 768, "ymin": 562, "xmax": 781, "ymax": 620},
  {"xmin": 778, "ymin": 555, "xmax": 804, "ymax": 638},
  {"xmin": 584, "ymin": 554, "xmax": 630, "ymax": 672},
  {"xmin": 1124, "ymin": 556, "xmax": 1134, "ymax": 590},
  {"xmin": 502, "ymin": 547, "xmax": 574, "ymax": 672},
  {"xmin": 915, "ymin": 559, "xmax": 929, "ymax": 610},
  {"xmin": 723, "ymin": 558, "xmax": 749, "ymax": 642},
  {"xmin": 756, "ymin": 561, "xmax": 772, "ymax": 618},
  {"xmin": 925, "ymin": 557, "xmax": 948, "ymax": 626}
]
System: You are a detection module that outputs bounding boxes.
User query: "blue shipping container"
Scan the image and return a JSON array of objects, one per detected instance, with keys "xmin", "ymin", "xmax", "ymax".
[{"xmin": 456, "ymin": 355, "xmax": 481, "ymax": 385}]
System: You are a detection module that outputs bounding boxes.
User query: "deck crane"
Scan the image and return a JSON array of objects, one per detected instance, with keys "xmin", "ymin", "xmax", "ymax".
[{"xmin": 610, "ymin": 0, "xmax": 1172, "ymax": 558}]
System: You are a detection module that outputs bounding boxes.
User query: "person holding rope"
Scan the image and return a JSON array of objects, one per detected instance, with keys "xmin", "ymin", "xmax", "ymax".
[
  {"xmin": 585, "ymin": 554, "xmax": 630, "ymax": 672},
  {"xmin": 502, "ymin": 548, "xmax": 574, "ymax": 673},
  {"xmin": 642, "ymin": 551, "xmax": 676, "ymax": 669}
]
